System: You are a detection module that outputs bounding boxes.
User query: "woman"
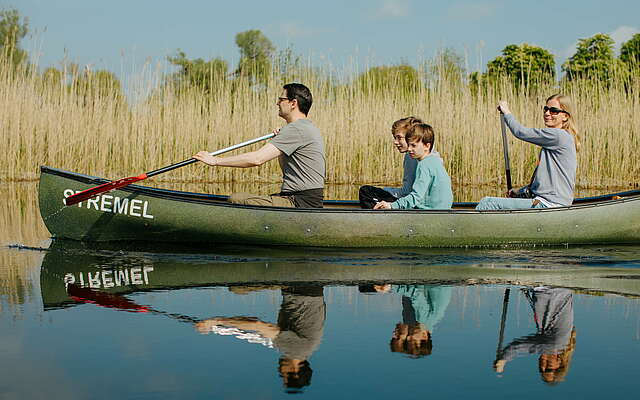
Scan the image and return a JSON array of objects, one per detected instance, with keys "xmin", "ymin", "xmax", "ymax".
[{"xmin": 476, "ymin": 94, "xmax": 579, "ymax": 210}]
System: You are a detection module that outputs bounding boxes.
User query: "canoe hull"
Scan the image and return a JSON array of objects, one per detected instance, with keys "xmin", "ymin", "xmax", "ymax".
[{"xmin": 38, "ymin": 166, "xmax": 640, "ymax": 247}]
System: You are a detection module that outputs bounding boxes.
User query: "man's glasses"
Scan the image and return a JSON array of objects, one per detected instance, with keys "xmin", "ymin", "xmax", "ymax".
[
  {"xmin": 277, "ymin": 97, "xmax": 290, "ymax": 103},
  {"xmin": 543, "ymin": 106, "xmax": 569, "ymax": 115}
]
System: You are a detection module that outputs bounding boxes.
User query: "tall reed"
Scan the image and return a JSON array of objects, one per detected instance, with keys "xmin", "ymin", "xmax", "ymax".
[{"xmin": 0, "ymin": 55, "xmax": 638, "ymax": 195}]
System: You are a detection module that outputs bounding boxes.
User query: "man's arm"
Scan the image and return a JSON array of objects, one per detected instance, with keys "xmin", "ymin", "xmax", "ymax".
[
  {"xmin": 194, "ymin": 143, "xmax": 282, "ymax": 168},
  {"xmin": 195, "ymin": 317, "xmax": 281, "ymax": 339}
]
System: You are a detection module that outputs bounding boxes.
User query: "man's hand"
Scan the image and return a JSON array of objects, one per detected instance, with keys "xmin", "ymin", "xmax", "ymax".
[
  {"xmin": 497, "ymin": 100, "xmax": 512, "ymax": 115},
  {"xmin": 193, "ymin": 151, "xmax": 220, "ymax": 166},
  {"xmin": 374, "ymin": 201, "xmax": 392, "ymax": 210},
  {"xmin": 194, "ymin": 319, "xmax": 222, "ymax": 334},
  {"xmin": 272, "ymin": 127, "xmax": 281, "ymax": 135}
]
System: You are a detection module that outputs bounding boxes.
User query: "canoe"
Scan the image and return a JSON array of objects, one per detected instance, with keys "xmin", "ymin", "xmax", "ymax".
[
  {"xmin": 39, "ymin": 240, "xmax": 640, "ymax": 309},
  {"xmin": 38, "ymin": 166, "xmax": 640, "ymax": 247}
]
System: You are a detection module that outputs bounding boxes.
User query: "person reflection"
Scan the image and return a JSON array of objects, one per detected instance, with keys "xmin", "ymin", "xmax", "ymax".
[
  {"xmin": 194, "ymin": 285, "xmax": 325, "ymax": 391},
  {"xmin": 361, "ymin": 284, "xmax": 452, "ymax": 357},
  {"xmin": 494, "ymin": 287, "xmax": 576, "ymax": 384}
]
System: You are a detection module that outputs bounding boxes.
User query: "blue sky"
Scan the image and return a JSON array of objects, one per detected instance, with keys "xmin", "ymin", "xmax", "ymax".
[{"xmin": 7, "ymin": 0, "xmax": 640, "ymax": 78}]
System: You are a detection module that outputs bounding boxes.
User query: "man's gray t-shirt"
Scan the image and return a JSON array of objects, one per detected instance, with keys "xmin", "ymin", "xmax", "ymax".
[
  {"xmin": 273, "ymin": 286, "xmax": 326, "ymax": 361},
  {"xmin": 269, "ymin": 119, "xmax": 325, "ymax": 193}
]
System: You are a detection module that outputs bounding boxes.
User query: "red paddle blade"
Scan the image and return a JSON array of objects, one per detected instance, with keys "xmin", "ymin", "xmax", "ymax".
[
  {"xmin": 67, "ymin": 284, "xmax": 150, "ymax": 313},
  {"xmin": 64, "ymin": 173, "xmax": 148, "ymax": 206}
]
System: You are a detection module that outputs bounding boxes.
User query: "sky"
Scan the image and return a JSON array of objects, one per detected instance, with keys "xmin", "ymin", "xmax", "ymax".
[{"xmin": 6, "ymin": 0, "xmax": 640, "ymax": 81}]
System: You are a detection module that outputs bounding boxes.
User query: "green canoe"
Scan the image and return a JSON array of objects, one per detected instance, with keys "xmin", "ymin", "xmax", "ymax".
[{"xmin": 38, "ymin": 166, "xmax": 640, "ymax": 247}]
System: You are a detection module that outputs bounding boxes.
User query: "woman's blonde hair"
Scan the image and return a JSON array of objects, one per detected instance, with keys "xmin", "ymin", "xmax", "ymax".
[
  {"xmin": 547, "ymin": 94, "xmax": 580, "ymax": 152},
  {"xmin": 539, "ymin": 328, "xmax": 577, "ymax": 385}
]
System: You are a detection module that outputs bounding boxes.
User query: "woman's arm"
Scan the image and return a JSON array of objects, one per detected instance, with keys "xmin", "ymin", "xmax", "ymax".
[
  {"xmin": 503, "ymin": 114, "xmax": 561, "ymax": 148},
  {"xmin": 497, "ymin": 100, "xmax": 562, "ymax": 148}
]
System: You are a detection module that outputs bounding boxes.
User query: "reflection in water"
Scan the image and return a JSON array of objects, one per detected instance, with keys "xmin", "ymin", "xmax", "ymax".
[
  {"xmin": 4, "ymin": 238, "xmax": 640, "ymax": 397},
  {"xmin": 361, "ymin": 284, "xmax": 452, "ymax": 357},
  {"xmin": 196, "ymin": 286, "xmax": 325, "ymax": 392},
  {"xmin": 495, "ymin": 287, "xmax": 576, "ymax": 385},
  {"xmin": 392, "ymin": 285, "xmax": 451, "ymax": 357}
]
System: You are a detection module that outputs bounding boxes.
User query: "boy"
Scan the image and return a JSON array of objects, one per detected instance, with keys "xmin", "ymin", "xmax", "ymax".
[
  {"xmin": 373, "ymin": 124, "xmax": 453, "ymax": 210},
  {"xmin": 358, "ymin": 117, "xmax": 422, "ymax": 209}
]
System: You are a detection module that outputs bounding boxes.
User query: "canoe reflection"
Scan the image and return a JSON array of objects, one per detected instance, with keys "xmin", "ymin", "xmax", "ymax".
[
  {"xmin": 195, "ymin": 285, "xmax": 325, "ymax": 391},
  {"xmin": 494, "ymin": 287, "xmax": 576, "ymax": 384}
]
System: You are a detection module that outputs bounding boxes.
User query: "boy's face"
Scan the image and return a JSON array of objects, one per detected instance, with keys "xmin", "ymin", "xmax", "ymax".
[
  {"xmin": 392, "ymin": 131, "xmax": 408, "ymax": 153},
  {"xmin": 407, "ymin": 139, "xmax": 431, "ymax": 160}
]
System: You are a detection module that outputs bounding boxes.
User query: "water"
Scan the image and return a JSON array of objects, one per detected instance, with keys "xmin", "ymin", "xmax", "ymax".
[{"xmin": 2, "ymin": 182, "xmax": 640, "ymax": 398}]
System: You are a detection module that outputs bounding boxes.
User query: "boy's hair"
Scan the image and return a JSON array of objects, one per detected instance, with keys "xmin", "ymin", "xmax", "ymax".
[
  {"xmin": 283, "ymin": 83, "xmax": 313, "ymax": 115},
  {"xmin": 391, "ymin": 116, "xmax": 422, "ymax": 135},
  {"xmin": 406, "ymin": 123, "xmax": 435, "ymax": 149}
]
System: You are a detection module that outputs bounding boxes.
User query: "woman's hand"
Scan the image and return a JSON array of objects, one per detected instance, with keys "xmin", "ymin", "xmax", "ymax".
[
  {"xmin": 374, "ymin": 201, "xmax": 392, "ymax": 210},
  {"xmin": 494, "ymin": 359, "xmax": 507, "ymax": 373},
  {"xmin": 193, "ymin": 151, "xmax": 219, "ymax": 166},
  {"xmin": 497, "ymin": 100, "xmax": 512, "ymax": 115}
]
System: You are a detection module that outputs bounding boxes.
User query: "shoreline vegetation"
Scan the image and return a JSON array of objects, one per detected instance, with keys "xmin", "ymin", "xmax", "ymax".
[{"xmin": 0, "ymin": 10, "xmax": 639, "ymax": 198}]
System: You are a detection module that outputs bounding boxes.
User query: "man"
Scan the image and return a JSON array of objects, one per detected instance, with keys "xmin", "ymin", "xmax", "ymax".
[
  {"xmin": 193, "ymin": 83, "xmax": 325, "ymax": 208},
  {"xmin": 195, "ymin": 285, "xmax": 326, "ymax": 391}
]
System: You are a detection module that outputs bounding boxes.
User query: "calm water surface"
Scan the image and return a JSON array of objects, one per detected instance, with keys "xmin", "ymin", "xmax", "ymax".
[{"xmin": 2, "ymin": 182, "xmax": 640, "ymax": 399}]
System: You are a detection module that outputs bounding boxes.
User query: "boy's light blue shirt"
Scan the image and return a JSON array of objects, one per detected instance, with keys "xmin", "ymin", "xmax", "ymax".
[
  {"xmin": 384, "ymin": 151, "xmax": 442, "ymax": 198},
  {"xmin": 393, "ymin": 285, "xmax": 452, "ymax": 329},
  {"xmin": 391, "ymin": 153, "xmax": 453, "ymax": 210}
]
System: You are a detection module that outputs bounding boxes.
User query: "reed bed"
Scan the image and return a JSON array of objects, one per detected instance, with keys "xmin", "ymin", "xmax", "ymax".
[
  {"xmin": 0, "ymin": 182, "xmax": 48, "ymax": 316},
  {"xmin": 0, "ymin": 56, "xmax": 638, "ymax": 198}
]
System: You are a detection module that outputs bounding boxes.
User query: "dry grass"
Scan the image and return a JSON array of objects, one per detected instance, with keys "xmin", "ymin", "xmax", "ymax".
[
  {"xmin": 0, "ymin": 182, "xmax": 48, "ymax": 316},
  {"xmin": 0, "ymin": 56, "xmax": 638, "ymax": 197}
]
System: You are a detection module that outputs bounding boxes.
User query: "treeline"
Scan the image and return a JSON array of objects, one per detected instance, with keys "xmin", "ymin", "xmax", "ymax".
[{"xmin": 3, "ymin": 7, "xmax": 640, "ymax": 102}]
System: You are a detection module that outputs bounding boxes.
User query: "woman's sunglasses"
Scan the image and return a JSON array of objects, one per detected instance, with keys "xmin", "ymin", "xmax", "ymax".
[{"xmin": 543, "ymin": 106, "xmax": 569, "ymax": 115}]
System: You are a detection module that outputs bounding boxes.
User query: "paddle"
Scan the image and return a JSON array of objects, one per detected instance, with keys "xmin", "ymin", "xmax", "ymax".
[
  {"xmin": 66, "ymin": 283, "xmax": 199, "ymax": 323},
  {"xmin": 64, "ymin": 132, "xmax": 276, "ymax": 206},
  {"xmin": 500, "ymin": 114, "xmax": 513, "ymax": 192},
  {"xmin": 495, "ymin": 288, "xmax": 511, "ymax": 360}
]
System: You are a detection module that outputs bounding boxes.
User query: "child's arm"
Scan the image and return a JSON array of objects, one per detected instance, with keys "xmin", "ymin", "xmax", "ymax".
[{"xmin": 391, "ymin": 164, "xmax": 433, "ymax": 210}]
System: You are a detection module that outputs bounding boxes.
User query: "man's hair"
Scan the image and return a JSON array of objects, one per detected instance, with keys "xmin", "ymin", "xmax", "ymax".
[
  {"xmin": 406, "ymin": 123, "xmax": 435, "ymax": 149},
  {"xmin": 279, "ymin": 359, "xmax": 313, "ymax": 390},
  {"xmin": 283, "ymin": 83, "xmax": 313, "ymax": 115},
  {"xmin": 391, "ymin": 116, "xmax": 422, "ymax": 135}
]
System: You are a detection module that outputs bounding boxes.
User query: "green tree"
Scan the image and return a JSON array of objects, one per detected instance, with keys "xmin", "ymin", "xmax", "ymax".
[
  {"xmin": 80, "ymin": 69, "xmax": 123, "ymax": 100},
  {"xmin": 42, "ymin": 67, "xmax": 64, "ymax": 86},
  {"xmin": 273, "ymin": 46, "xmax": 302, "ymax": 81},
  {"xmin": 0, "ymin": 8, "xmax": 29, "ymax": 66},
  {"xmin": 562, "ymin": 33, "xmax": 616, "ymax": 81},
  {"xmin": 620, "ymin": 33, "xmax": 640, "ymax": 66},
  {"xmin": 234, "ymin": 29, "xmax": 275, "ymax": 84},
  {"xmin": 486, "ymin": 43, "xmax": 555, "ymax": 87},
  {"xmin": 167, "ymin": 50, "xmax": 229, "ymax": 93},
  {"xmin": 355, "ymin": 64, "xmax": 421, "ymax": 95},
  {"xmin": 425, "ymin": 48, "xmax": 466, "ymax": 87}
]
